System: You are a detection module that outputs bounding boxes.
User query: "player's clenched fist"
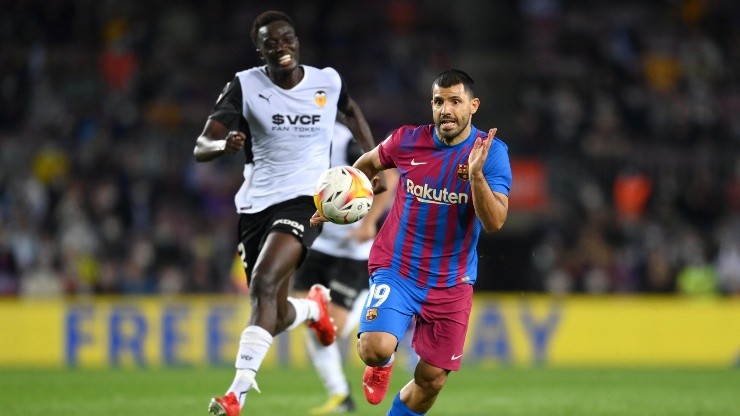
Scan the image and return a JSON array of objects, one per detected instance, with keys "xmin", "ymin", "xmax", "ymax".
[{"xmin": 224, "ymin": 131, "xmax": 245, "ymax": 154}]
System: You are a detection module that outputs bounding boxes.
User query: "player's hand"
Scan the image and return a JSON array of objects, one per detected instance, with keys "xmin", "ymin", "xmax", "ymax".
[
  {"xmin": 310, "ymin": 210, "xmax": 328, "ymax": 227},
  {"xmin": 469, "ymin": 127, "xmax": 495, "ymax": 175},
  {"xmin": 224, "ymin": 131, "xmax": 246, "ymax": 154}
]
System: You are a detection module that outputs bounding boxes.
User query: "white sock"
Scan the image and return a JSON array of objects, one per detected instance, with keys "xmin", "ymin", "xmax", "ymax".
[
  {"xmin": 286, "ymin": 297, "xmax": 319, "ymax": 330},
  {"xmin": 305, "ymin": 329, "xmax": 349, "ymax": 397},
  {"xmin": 228, "ymin": 369, "xmax": 259, "ymax": 407},
  {"xmin": 228, "ymin": 326, "xmax": 273, "ymax": 406}
]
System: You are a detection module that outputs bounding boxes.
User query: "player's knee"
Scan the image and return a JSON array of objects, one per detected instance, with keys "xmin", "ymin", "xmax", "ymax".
[
  {"xmin": 248, "ymin": 272, "xmax": 279, "ymax": 300},
  {"xmin": 415, "ymin": 367, "xmax": 448, "ymax": 394},
  {"xmin": 357, "ymin": 332, "xmax": 396, "ymax": 366}
]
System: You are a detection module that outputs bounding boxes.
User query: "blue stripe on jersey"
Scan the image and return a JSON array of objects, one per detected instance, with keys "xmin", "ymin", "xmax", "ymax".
[
  {"xmin": 391, "ymin": 189, "xmax": 414, "ymax": 273},
  {"xmin": 426, "ymin": 135, "xmax": 459, "ymax": 287},
  {"xmin": 408, "ymin": 193, "xmax": 428, "ymax": 280}
]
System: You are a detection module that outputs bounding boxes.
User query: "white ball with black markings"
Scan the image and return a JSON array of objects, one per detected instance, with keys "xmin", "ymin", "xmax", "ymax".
[{"xmin": 314, "ymin": 166, "xmax": 373, "ymax": 224}]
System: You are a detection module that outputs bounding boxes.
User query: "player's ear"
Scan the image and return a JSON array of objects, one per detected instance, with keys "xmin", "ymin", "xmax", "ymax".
[{"xmin": 470, "ymin": 97, "xmax": 480, "ymax": 114}]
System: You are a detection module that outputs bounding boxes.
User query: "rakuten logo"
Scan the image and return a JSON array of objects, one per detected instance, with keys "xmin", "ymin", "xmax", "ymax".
[{"xmin": 406, "ymin": 179, "xmax": 468, "ymax": 205}]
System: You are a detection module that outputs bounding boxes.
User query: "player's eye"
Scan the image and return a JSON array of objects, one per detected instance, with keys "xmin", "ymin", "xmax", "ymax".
[{"xmin": 264, "ymin": 34, "xmax": 297, "ymax": 52}]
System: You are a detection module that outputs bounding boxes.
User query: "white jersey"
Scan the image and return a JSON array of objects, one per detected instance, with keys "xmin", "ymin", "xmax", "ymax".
[
  {"xmin": 310, "ymin": 123, "xmax": 373, "ymax": 260},
  {"xmin": 229, "ymin": 65, "xmax": 342, "ymax": 213}
]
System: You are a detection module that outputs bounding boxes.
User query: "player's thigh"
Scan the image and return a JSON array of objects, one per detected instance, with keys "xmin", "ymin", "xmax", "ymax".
[
  {"xmin": 244, "ymin": 196, "xmax": 320, "ymax": 282},
  {"xmin": 237, "ymin": 213, "xmax": 268, "ymax": 283},
  {"xmin": 358, "ymin": 269, "xmax": 421, "ymax": 343},
  {"xmin": 413, "ymin": 283, "xmax": 473, "ymax": 371},
  {"xmin": 251, "ymin": 232, "xmax": 304, "ymax": 299}
]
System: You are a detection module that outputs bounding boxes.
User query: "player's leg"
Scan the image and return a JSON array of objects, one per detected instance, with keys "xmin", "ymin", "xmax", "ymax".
[
  {"xmin": 214, "ymin": 231, "xmax": 304, "ymax": 415},
  {"xmin": 292, "ymin": 251, "xmax": 351, "ymax": 413},
  {"xmin": 303, "ymin": 303, "xmax": 355, "ymax": 415},
  {"xmin": 293, "ymin": 253, "xmax": 367, "ymax": 414},
  {"xmin": 255, "ymin": 197, "xmax": 334, "ymax": 340},
  {"xmin": 208, "ymin": 210, "xmax": 270, "ymax": 416},
  {"xmin": 210, "ymin": 198, "xmax": 331, "ymax": 415},
  {"xmin": 386, "ymin": 283, "xmax": 474, "ymax": 415},
  {"xmin": 305, "ymin": 289, "xmax": 368, "ymax": 414},
  {"xmin": 387, "ymin": 360, "xmax": 448, "ymax": 415},
  {"xmin": 357, "ymin": 270, "xmax": 420, "ymax": 405},
  {"xmin": 250, "ymin": 231, "xmax": 305, "ymax": 331}
]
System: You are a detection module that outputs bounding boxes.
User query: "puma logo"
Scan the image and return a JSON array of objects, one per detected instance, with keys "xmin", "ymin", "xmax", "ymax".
[{"xmin": 258, "ymin": 93, "xmax": 271, "ymax": 104}]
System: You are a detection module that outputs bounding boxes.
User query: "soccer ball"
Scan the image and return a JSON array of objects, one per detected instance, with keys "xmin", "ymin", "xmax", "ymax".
[{"xmin": 314, "ymin": 166, "xmax": 373, "ymax": 224}]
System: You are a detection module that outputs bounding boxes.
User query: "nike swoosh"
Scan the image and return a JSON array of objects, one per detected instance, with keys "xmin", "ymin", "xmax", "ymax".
[
  {"xmin": 410, "ymin": 159, "xmax": 427, "ymax": 166},
  {"xmin": 451, "ymin": 354, "xmax": 463, "ymax": 360}
]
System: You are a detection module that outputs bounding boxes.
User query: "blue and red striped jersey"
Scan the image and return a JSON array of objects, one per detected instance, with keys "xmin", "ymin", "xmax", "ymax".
[{"xmin": 369, "ymin": 124, "xmax": 512, "ymax": 288}]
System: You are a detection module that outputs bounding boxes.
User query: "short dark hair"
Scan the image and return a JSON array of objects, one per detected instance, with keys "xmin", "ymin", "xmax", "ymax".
[
  {"xmin": 251, "ymin": 11, "xmax": 294, "ymax": 47},
  {"xmin": 433, "ymin": 69, "xmax": 475, "ymax": 97}
]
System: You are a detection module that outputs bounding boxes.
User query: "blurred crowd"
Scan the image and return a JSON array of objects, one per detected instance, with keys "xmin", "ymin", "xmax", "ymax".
[
  {"xmin": 0, "ymin": 0, "xmax": 738, "ymax": 297},
  {"xmin": 516, "ymin": 0, "xmax": 740, "ymax": 295}
]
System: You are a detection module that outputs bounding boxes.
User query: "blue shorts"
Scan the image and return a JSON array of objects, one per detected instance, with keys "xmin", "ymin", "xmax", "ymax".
[{"xmin": 358, "ymin": 268, "xmax": 473, "ymax": 370}]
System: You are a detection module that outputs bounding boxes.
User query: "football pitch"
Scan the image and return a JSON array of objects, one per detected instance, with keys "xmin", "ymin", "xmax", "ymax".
[{"xmin": 1, "ymin": 365, "xmax": 737, "ymax": 415}]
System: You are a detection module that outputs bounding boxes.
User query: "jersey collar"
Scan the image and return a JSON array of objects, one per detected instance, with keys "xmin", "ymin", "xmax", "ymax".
[{"xmin": 432, "ymin": 125, "xmax": 479, "ymax": 148}]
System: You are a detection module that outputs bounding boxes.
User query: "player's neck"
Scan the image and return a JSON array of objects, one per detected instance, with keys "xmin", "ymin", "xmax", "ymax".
[{"xmin": 268, "ymin": 65, "xmax": 304, "ymax": 89}]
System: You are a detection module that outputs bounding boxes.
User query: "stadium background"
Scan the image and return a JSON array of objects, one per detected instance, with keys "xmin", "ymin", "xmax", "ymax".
[{"xmin": 0, "ymin": 0, "xmax": 739, "ymax": 371}]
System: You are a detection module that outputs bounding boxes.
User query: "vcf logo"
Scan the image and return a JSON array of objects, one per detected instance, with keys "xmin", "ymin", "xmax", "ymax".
[
  {"xmin": 314, "ymin": 90, "xmax": 327, "ymax": 108},
  {"xmin": 457, "ymin": 164, "xmax": 469, "ymax": 181}
]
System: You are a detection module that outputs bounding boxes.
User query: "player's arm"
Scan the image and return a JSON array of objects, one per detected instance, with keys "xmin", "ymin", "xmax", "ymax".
[
  {"xmin": 194, "ymin": 77, "xmax": 246, "ymax": 162},
  {"xmin": 472, "ymin": 182, "xmax": 508, "ymax": 233},
  {"xmin": 338, "ymin": 96, "xmax": 374, "ymax": 153},
  {"xmin": 469, "ymin": 128, "xmax": 509, "ymax": 233},
  {"xmin": 194, "ymin": 119, "xmax": 245, "ymax": 162},
  {"xmin": 352, "ymin": 145, "xmax": 386, "ymax": 187}
]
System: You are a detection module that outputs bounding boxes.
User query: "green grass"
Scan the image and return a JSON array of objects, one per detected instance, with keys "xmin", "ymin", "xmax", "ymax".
[{"xmin": 0, "ymin": 366, "xmax": 738, "ymax": 415}]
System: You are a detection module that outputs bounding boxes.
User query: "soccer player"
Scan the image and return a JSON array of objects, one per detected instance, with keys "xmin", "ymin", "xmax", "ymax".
[
  {"xmin": 292, "ymin": 122, "xmax": 397, "ymax": 415},
  {"xmin": 312, "ymin": 69, "xmax": 512, "ymax": 415},
  {"xmin": 193, "ymin": 11, "xmax": 378, "ymax": 416}
]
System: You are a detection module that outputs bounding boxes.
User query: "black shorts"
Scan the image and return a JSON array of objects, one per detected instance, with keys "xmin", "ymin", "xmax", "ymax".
[
  {"xmin": 293, "ymin": 249, "xmax": 369, "ymax": 310},
  {"xmin": 237, "ymin": 196, "xmax": 321, "ymax": 284}
]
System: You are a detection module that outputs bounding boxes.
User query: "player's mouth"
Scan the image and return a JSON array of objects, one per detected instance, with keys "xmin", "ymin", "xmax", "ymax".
[
  {"xmin": 440, "ymin": 119, "xmax": 456, "ymax": 129},
  {"xmin": 278, "ymin": 54, "xmax": 293, "ymax": 66}
]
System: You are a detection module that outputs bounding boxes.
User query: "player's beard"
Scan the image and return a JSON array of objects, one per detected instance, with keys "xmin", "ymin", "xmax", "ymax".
[{"xmin": 436, "ymin": 116, "xmax": 470, "ymax": 145}]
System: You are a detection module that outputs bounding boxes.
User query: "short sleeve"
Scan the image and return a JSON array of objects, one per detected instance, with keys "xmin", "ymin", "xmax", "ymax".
[
  {"xmin": 208, "ymin": 76, "xmax": 244, "ymax": 129},
  {"xmin": 377, "ymin": 127, "xmax": 406, "ymax": 168},
  {"xmin": 484, "ymin": 139, "xmax": 512, "ymax": 196}
]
